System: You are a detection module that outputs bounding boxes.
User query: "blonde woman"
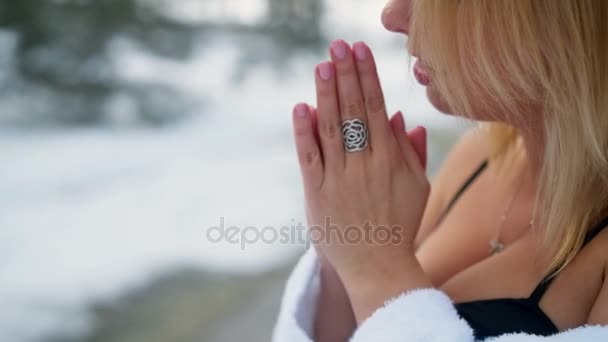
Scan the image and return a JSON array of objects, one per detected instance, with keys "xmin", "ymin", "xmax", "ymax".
[{"xmin": 273, "ymin": 0, "xmax": 608, "ymax": 341}]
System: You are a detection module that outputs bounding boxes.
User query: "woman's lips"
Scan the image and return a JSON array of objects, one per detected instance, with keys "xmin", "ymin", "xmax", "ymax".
[{"xmin": 414, "ymin": 59, "xmax": 431, "ymax": 86}]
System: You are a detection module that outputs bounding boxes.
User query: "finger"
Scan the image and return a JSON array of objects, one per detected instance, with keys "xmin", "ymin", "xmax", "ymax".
[
  {"xmin": 389, "ymin": 112, "xmax": 426, "ymax": 170},
  {"xmin": 315, "ymin": 61, "xmax": 345, "ymax": 174},
  {"xmin": 408, "ymin": 126, "xmax": 427, "ymax": 171},
  {"xmin": 352, "ymin": 42, "xmax": 394, "ymax": 154},
  {"xmin": 308, "ymin": 105, "xmax": 322, "ymax": 158},
  {"xmin": 390, "ymin": 112, "xmax": 426, "ymax": 174},
  {"xmin": 330, "ymin": 39, "xmax": 370, "ymax": 161},
  {"xmin": 293, "ymin": 103, "xmax": 324, "ymax": 190},
  {"xmin": 389, "ymin": 111, "xmax": 405, "ymax": 137}
]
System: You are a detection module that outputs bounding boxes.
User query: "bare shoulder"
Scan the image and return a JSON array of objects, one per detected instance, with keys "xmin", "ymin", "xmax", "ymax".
[
  {"xmin": 584, "ymin": 227, "xmax": 608, "ymax": 324},
  {"xmin": 432, "ymin": 127, "xmax": 490, "ymax": 204},
  {"xmin": 415, "ymin": 127, "xmax": 490, "ymax": 246}
]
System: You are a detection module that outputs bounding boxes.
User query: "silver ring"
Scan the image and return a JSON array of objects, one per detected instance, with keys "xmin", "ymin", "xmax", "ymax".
[{"xmin": 342, "ymin": 118, "xmax": 368, "ymax": 153}]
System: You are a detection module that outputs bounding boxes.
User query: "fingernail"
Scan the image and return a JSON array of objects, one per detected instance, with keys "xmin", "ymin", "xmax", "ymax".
[
  {"xmin": 353, "ymin": 42, "xmax": 368, "ymax": 61},
  {"xmin": 294, "ymin": 103, "xmax": 309, "ymax": 118},
  {"xmin": 330, "ymin": 39, "xmax": 349, "ymax": 60},
  {"xmin": 317, "ymin": 62, "xmax": 333, "ymax": 81}
]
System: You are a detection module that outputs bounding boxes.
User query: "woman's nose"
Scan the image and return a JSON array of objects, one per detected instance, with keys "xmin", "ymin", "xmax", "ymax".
[{"xmin": 382, "ymin": 0, "xmax": 411, "ymax": 35}]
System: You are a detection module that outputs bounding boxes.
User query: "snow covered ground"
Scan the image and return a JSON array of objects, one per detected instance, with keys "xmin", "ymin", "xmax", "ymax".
[{"xmin": 0, "ymin": 1, "xmax": 467, "ymax": 341}]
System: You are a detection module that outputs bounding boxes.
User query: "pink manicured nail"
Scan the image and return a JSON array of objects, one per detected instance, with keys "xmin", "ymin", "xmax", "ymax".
[
  {"xmin": 294, "ymin": 103, "xmax": 309, "ymax": 118},
  {"xmin": 330, "ymin": 39, "xmax": 349, "ymax": 60},
  {"xmin": 317, "ymin": 62, "xmax": 333, "ymax": 81},
  {"xmin": 353, "ymin": 42, "xmax": 368, "ymax": 61}
]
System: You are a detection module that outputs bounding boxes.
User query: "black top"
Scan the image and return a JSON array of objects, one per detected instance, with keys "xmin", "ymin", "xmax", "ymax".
[{"xmin": 436, "ymin": 158, "xmax": 608, "ymax": 339}]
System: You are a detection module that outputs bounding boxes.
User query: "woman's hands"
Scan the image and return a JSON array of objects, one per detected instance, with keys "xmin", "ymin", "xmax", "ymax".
[{"xmin": 292, "ymin": 40, "xmax": 434, "ymax": 323}]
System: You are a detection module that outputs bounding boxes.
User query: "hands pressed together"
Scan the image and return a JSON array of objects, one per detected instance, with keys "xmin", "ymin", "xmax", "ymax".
[{"xmin": 292, "ymin": 39, "xmax": 434, "ymax": 323}]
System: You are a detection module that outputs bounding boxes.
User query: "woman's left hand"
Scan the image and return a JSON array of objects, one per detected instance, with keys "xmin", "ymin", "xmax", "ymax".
[{"xmin": 292, "ymin": 39, "xmax": 434, "ymax": 323}]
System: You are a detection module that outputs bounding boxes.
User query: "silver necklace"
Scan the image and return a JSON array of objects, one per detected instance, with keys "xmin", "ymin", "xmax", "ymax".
[{"xmin": 489, "ymin": 174, "xmax": 534, "ymax": 256}]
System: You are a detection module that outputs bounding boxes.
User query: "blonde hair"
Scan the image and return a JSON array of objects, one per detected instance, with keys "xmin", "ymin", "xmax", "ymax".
[{"xmin": 409, "ymin": 0, "xmax": 608, "ymax": 276}]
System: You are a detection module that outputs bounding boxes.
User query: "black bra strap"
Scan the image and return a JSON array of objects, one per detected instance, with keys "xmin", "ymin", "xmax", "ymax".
[
  {"xmin": 528, "ymin": 214, "xmax": 608, "ymax": 303},
  {"xmin": 434, "ymin": 159, "xmax": 489, "ymax": 228},
  {"xmin": 528, "ymin": 277, "xmax": 556, "ymax": 304},
  {"xmin": 584, "ymin": 215, "xmax": 608, "ymax": 245}
]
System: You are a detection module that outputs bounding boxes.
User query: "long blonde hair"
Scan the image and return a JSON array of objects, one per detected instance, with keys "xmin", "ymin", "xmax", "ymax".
[{"xmin": 409, "ymin": 0, "xmax": 608, "ymax": 275}]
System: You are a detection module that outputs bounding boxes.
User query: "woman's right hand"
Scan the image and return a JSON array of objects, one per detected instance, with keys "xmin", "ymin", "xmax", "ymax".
[{"xmin": 304, "ymin": 105, "xmax": 426, "ymax": 341}]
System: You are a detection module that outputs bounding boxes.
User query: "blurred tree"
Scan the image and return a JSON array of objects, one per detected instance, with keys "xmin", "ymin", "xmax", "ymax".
[
  {"xmin": 265, "ymin": 0, "xmax": 323, "ymax": 43},
  {"xmin": 0, "ymin": 0, "xmax": 325, "ymax": 126},
  {"xmin": 0, "ymin": 0, "xmax": 199, "ymax": 125},
  {"xmin": 233, "ymin": 0, "xmax": 325, "ymax": 82}
]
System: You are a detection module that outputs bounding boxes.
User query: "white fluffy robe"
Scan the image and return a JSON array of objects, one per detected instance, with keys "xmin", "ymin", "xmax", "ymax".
[{"xmin": 272, "ymin": 248, "xmax": 608, "ymax": 342}]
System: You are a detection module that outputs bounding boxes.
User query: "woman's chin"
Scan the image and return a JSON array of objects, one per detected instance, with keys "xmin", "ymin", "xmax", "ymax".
[
  {"xmin": 426, "ymin": 85, "xmax": 454, "ymax": 115},
  {"xmin": 426, "ymin": 86, "xmax": 497, "ymax": 122}
]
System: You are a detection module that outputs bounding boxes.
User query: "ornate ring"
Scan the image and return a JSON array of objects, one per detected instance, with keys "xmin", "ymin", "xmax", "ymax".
[{"xmin": 342, "ymin": 118, "xmax": 368, "ymax": 153}]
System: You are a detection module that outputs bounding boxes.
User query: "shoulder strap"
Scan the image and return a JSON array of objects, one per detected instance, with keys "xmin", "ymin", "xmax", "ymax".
[
  {"xmin": 529, "ymin": 214, "xmax": 608, "ymax": 303},
  {"xmin": 528, "ymin": 277, "xmax": 555, "ymax": 304},
  {"xmin": 583, "ymin": 214, "xmax": 608, "ymax": 246},
  {"xmin": 434, "ymin": 159, "xmax": 489, "ymax": 228}
]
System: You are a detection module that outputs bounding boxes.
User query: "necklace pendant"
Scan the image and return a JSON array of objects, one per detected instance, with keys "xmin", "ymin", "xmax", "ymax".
[{"xmin": 490, "ymin": 239, "xmax": 505, "ymax": 255}]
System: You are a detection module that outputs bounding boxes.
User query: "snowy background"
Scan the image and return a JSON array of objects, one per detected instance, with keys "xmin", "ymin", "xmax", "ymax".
[{"xmin": 0, "ymin": 0, "xmax": 468, "ymax": 341}]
